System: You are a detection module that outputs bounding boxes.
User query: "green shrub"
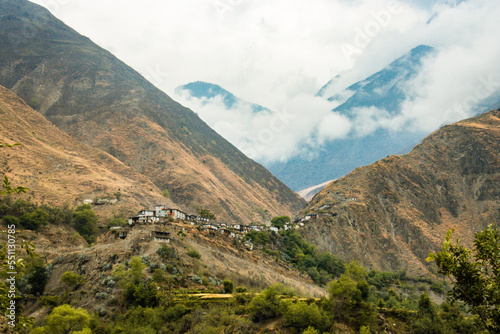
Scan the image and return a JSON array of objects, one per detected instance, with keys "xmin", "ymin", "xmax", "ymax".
[
  {"xmin": 23, "ymin": 260, "xmax": 49, "ymax": 296},
  {"xmin": 430, "ymin": 281, "xmax": 446, "ymax": 294},
  {"xmin": 40, "ymin": 295, "xmax": 59, "ymax": 307},
  {"xmin": 72, "ymin": 205, "xmax": 98, "ymax": 244},
  {"xmin": 96, "ymin": 292, "xmax": 108, "ymax": 300},
  {"xmin": 61, "ymin": 271, "xmax": 85, "ymax": 290},
  {"xmin": 102, "ymin": 276, "xmax": 116, "ymax": 288},
  {"xmin": 247, "ymin": 284, "xmax": 293, "ymax": 322},
  {"xmin": 20, "ymin": 208, "xmax": 49, "ymax": 230},
  {"xmin": 223, "ymin": 280, "xmax": 234, "ymax": 294},
  {"xmin": 187, "ymin": 249, "xmax": 201, "ymax": 259},
  {"xmin": 106, "ymin": 216, "xmax": 126, "ymax": 229},
  {"xmin": 282, "ymin": 301, "xmax": 329, "ymax": 333},
  {"xmin": 2, "ymin": 215, "xmax": 19, "ymax": 226},
  {"xmin": 157, "ymin": 244, "xmax": 177, "ymax": 259}
]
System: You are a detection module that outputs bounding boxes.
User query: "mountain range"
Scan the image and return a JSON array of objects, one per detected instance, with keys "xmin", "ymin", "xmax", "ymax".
[
  {"xmin": 179, "ymin": 45, "xmax": 499, "ymax": 194},
  {"xmin": 0, "ymin": 0, "xmax": 305, "ymax": 223}
]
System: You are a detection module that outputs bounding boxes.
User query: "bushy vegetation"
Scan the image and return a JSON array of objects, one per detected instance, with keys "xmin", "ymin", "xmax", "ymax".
[
  {"xmin": 187, "ymin": 249, "xmax": 201, "ymax": 259},
  {"xmin": 244, "ymin": 229, "xmax": 345, "ymax": 285},
  {"xmin": 0, "ymin": 197, "xmax": 98, "ymax": 244},
  {"xmin": 428, "ymin": 224, "xmax": 500, "ymax": 332}
]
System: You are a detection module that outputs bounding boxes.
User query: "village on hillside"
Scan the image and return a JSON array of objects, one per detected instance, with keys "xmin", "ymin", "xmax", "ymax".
[{"xmin": 107, "ymin": 204, "xmax": 319, "ymax": 250}]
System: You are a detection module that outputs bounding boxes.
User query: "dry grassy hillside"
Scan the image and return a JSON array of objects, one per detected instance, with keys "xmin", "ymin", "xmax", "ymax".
[
  {"xmin": 301, "ymin": 110, "xmax": 500, "ymax": 275},
  {"xmin": 0, "ymin": 84, "xmax": 169, "ymax": 217}
]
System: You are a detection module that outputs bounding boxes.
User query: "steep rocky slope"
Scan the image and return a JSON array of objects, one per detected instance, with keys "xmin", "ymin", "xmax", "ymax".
[
  {"xmin": 0, "ymin": 0, "xmax": 305, "ymax": 223},
  {"xmin": 0, "ymin": 84, "xmax": 169, "ymax": 216},
  {"xmin": 301, "ymin": 110, "xmax": 500, "ymax": 275}
]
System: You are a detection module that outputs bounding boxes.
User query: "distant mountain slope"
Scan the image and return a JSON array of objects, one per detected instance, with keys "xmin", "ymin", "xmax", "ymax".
[
  {"xmin": 0, "ymin": 0, "xmax": 305, "ymax": 223},
  {"xmin": 176, "ymin": 81, "xmax": 268, "ymax": 113},
  {"xmin": 0, "ymin": 84, "xmax": 168, "ymax": 216},
  {"xmin": 269, "ymin": 45, "xmax": 436, "ymax": 191},
  {"xmin": 320, "ymin": 45, "xmax": 435, "ymax": 114},
  {"xmin": 297, "ymin": 180, "xmax": 334, "ymax": 202},
  {"xmin": 300, "ymin": 110, "xmax": 500, "ymax": 274}
]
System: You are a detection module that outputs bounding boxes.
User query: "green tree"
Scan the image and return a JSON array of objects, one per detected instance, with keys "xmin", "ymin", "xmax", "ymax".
[
  {"xmin": 327, "ymin": 262, "xmax": 375, "ymax": 329},
  {"xmin": 198, "ymin": 208, "xmax": 216, "ymax": 220},
  {"xmin": 359, "ymin": 326, "xmax": 371, "ymax": 334},
  {"xmin": 328, "ymin": 275, "xmax": 360, "ymax": 312},
  {"xmin": 223, "ymin": 279, "xmax": 234, "ymax": 294},
  {"xmin": 302, "ymin": 327, "xmax": 318, "ymax": 334},
  {"xmin": 20, "ymin": 208, "xmax": 49, "ymax": 230},
  {"xmin": 112, "ymin": 256, "xmax": 158, "ymax": 307},
  {"xmin": 72, "ymin": 205, "xmax": 98, "ymax": 244},
  {"xmin": 30, "ymin": 304, "xmax": 91, "ymax": 334},
  {"xmin": 411, "ymin": 293, "xmax": 447, "ymax": 334},
  {"xmin": 282, "ymin": 301, "xmax": 329, "ymax": 333},
  {"xmin": 157, "ymin": 244, "xmax": 176, "ymax": 259},
  {"xmin": 418, "ymin": 293, "xmax": 436, "ymax": 320},
  {"xmin": 247, "ymin": 284, "xmax": 293, "ymax": 322},
  {"xmin": 427, "ymin": 225, "xmax": 500, "ymax": 332},
  {"xmin": 271, "ymin": 215, "xmax": 291, "ymax": 229},
  {"xmin": 60, "ymin": 271, "xmax": 84, "ymax": 291},
  {"xmin": 187, "ymin": 249, "xmax": 201, "ymax": 259},
  {"xmin": 106, "ymin": 216, "xmax": 127, "ymax": 229}
]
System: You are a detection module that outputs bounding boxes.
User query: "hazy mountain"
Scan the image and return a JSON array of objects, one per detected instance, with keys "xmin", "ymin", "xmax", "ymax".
[
  {"xmin": 319, "ymin": 45, "xmax": 435, "ymax": 114},
  {"xmin": 300, "ymin": 109, "xmax": 500, "ymax": 274},
  {"xmin": 268, "ymin": 46, "xmax": 439, "ymax": 191},
  {"xmin": 176, "ymin": 81, "xmax": 268, "ymax": 113},
  {"xmin": 0, "ymin": 0, "xmax": 305, "ymax": 223}
]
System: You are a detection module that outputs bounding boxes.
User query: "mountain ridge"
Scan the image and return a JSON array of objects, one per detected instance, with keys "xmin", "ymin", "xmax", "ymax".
[
  {"xmin": 300, "ymin": 109, "xmax": 500, "ymax": 274},
  {"xmin": 0, "ymin": 0, "xmax": 305, "ymax": 223}
]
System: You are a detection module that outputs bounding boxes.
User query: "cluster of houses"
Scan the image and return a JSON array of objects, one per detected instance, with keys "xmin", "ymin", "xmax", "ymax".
[
  {"xmin": 113, "ymin": 204, "xmax": 319, "ymax": 248},
  {"xmin": 127, "ymin": 205, "xmax": 211, "ymax": 225}
]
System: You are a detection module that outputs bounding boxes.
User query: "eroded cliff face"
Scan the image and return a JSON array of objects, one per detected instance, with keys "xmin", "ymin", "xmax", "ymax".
[{"xmin": 301, "ymin": 110, "xmax": 500, "ymax": 275}]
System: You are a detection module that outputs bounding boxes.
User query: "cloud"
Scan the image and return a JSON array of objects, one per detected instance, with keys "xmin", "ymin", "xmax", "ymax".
[
  {"xmin": 176, "ymin": 88, "xmax": 344, "ymax": 163},
  {"xmin": 30, "ymin": 0, "xmax": 500, "ymax": 164}
]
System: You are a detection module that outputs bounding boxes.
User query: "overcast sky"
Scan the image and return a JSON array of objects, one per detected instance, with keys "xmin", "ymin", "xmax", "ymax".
[{"xmin": 31, "ymin": 0, "xmax": 500, "ymax": 163}]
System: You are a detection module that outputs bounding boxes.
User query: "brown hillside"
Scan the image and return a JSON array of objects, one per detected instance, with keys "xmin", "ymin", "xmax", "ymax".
[
  {"xmin": 0, "ymin": 0, "xmax": 305, "ymax": 224},
  {"xmin": 0, "ymin": 84, "xmax": 169, "ymax": 216},
  {"xmin": 301, "ymin": 110, "xmax": 500, "ymax": 275}
]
